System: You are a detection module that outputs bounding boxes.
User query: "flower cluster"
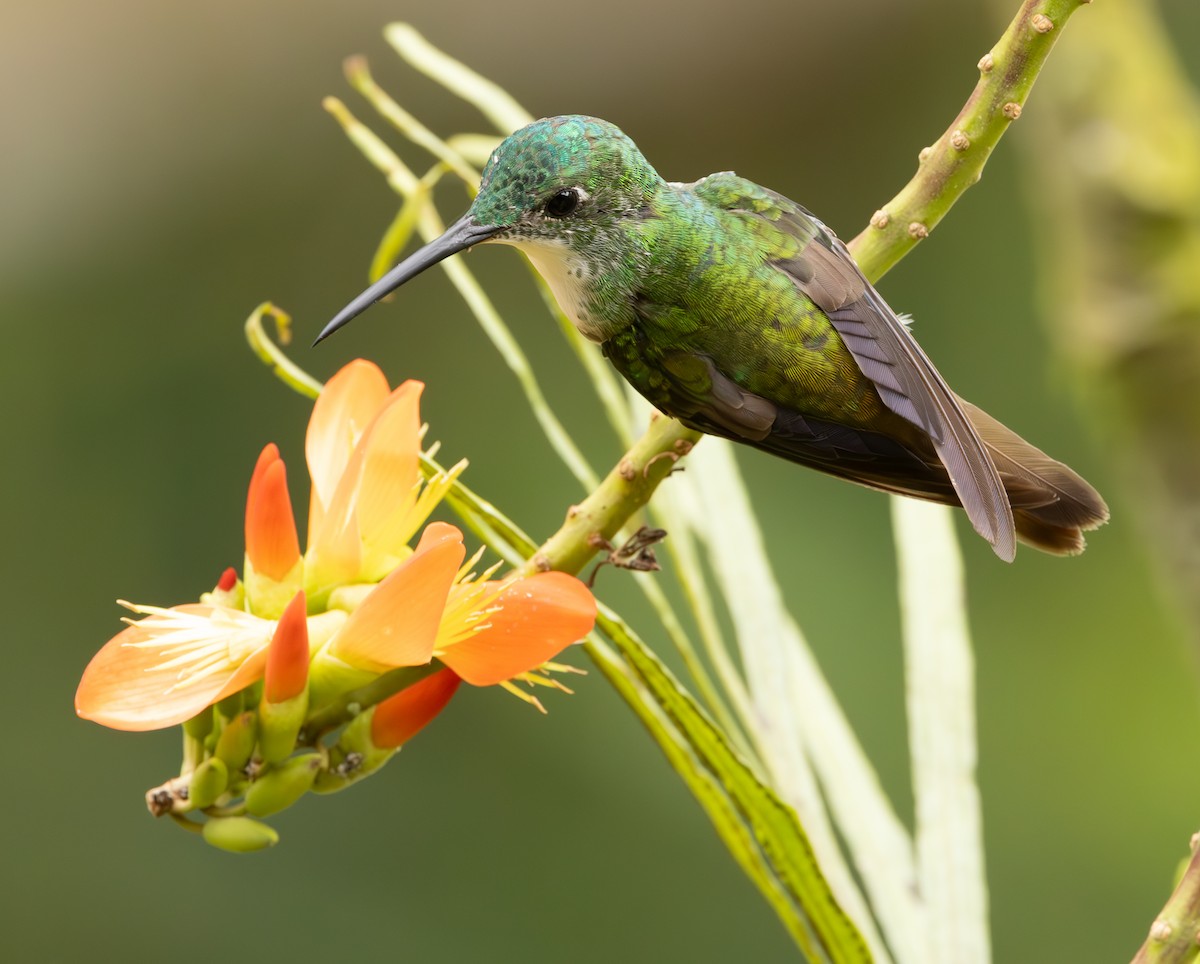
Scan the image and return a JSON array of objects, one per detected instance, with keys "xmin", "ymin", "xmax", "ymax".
[{"xmin": 76, "ymin": 360, "xmax": 596, "ymax": 850}]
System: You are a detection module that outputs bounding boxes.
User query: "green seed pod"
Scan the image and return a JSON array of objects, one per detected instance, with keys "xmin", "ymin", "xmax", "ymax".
[
  {"xmin": 244, "ymin": 752, "xmax": 323, "ymax": 817},
  {"xmin": 214, "ymin": 710, "xmax": 258, "ymax": 772},
  {"xmin": 202, "ymin": 816, "xmax": 279, "ymax": 853},
  {"xmin": 187, "ymin": 757, "xmax": 229, "ymax": 811}
]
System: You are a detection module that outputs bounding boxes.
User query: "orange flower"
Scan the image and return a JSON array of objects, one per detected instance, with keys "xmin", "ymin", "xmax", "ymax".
[
  {"xmin": 325, "ymin": 522, "xmax": 596, "ymax": 701},
  {"xmin": 304, "ymin": 360, "xmax": 464, "ymax": 604},
  {"xmin": 77, "ymin": 360, "xmax": 595, "ymax": 736},
  {"xmin": 76, "ymin": 457, "xmax": 340, "ymax": 731}
]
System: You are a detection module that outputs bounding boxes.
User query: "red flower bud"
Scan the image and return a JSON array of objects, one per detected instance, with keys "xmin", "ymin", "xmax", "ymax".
[
  {"xmin": 264, "ymin": 592, "xmax": 309, "ymax": 704},
  {"xmin": 370, "ymin": 668, "xmax": 461, "ymax": 749},
  {"xmin": 245, "ymin": 444, "xmax": 301, "ymax": 581}
]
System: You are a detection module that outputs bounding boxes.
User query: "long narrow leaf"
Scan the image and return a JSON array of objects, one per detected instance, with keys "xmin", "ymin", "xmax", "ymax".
[
  {"xmin": 586, "ymin": 634, "xmax": 820, "ymax": 957},
  {"xmin": 598, "ymin": 605, "xmax": 872, "ymax": 963},
  {"xmin": 893, "ymin": 498, "xmax": 989, "ymax": 964},
  {"xmin": 684, "ymin": 439, "xmax": 905, "ymax": 963}
]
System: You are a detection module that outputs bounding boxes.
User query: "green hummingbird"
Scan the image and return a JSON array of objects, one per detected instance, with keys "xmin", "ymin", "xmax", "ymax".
[{"xmin": 316, "ymin": 115, "xmax": 1108, "ymax": 560}]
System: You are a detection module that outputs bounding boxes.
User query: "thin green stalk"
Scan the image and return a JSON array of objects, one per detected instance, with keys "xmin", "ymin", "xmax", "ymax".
[
  {"xmin": 345, "ymin": 55, "xmax": 480, "ymax": 187},
  {"xmin": 384, "ymin": 23, "xmax": 532, "ymax": 134},
  {"xmin": 244, "ymin": 303, "xmax": 323, "ymax": 399},
  {"xmin": 367, "ymin": 165, "xmax": 443, "ymax": 285},
  {"xmin": 623, "ymin": 394, "xmax": 758, "ymax": 764},
  {"xmin": 420, "ymin": 451, "xmax": 537, "ymax": 561}
]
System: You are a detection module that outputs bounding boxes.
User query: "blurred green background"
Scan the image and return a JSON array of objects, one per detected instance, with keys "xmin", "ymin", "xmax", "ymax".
[{"xmin": 5, "ymin": 0, "xmax": 1199, "ymax": 960}]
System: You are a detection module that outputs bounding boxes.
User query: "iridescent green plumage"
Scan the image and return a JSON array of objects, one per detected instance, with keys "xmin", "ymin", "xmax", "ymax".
[{"xmin": 318, "ymin": 115, "xmax": 1108, "ymax": 559}]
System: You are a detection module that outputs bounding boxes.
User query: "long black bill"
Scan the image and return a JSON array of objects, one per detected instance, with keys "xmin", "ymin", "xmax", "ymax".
[{"xmin": 313, "ymin": 214, "xmax": 499, "ymax": 345}]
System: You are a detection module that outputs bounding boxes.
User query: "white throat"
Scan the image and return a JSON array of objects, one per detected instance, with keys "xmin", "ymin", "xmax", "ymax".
[{"xmin": 511, "ymin": 239, "xmax": 606, "ymax": 343}]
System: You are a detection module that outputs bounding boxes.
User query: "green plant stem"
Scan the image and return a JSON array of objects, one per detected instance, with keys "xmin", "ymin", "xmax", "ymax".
[
  {"xmin": 515, "ymin": 412, "xmax": 701, "ymax": 578},
  {"xmin": 300, "ymin": 664, "xmax": 443, "ymax": 740},
  {"xmin": 244, "ymin": 303, "xmax": 323, "ymax": 399},
  {"xmin": 345, "ymin": 56, "xmax": 480, "ymax": 187},
  {"xmin": 847, "ymin": 0, "xmax": 1093, "ymax": 279},
  {"xmin": 1132, "ymin": 834, "xmax": 1200, "ymax": 964}
]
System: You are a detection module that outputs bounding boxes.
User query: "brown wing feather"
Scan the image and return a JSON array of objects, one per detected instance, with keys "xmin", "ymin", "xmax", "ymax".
[{"xmin": 774, "ymin": 233, "xmax": 1016, "ymax": 561}]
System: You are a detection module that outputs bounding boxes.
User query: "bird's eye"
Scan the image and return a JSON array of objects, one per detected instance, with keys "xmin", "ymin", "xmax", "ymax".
[{"xmin": 544, "ymin": 188, "xmax": 581, "ymax": 218}]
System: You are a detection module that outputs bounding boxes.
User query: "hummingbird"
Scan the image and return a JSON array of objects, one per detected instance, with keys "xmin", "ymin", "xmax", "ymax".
[{"xmin": 316, "ymin": 115, "xmax": 1108, "ymax": 560}]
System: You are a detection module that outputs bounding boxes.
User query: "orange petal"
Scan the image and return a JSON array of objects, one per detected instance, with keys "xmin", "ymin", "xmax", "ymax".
[
  {"xmin": 248, "ymin": 443, "xmax": 280, "ymax": 494},
  {"xmin": 264, "ymin": 592, "xmax": 309, "ymax": 703},
  {"xmin": 245, "ymin": 447, "xmax": 300, "ymax": 581},
  {"xmin": 332, "ymin": 523, "xmax": 466, "ymax": 671},
  {"xmin": 439, "ymin": 572, "xmax": 596, "ymax": 686},
  {"xmin": 355, "ymin": 381, "xmax": 423, "ymax": 552},
  {"xmin": 306, "ymin": 360, "xmax": 390, "ymax": 547},
  {"xmin": 370, "ymin": 668, "xmax": 461, "ymax": 748},
  {"xmin": 75, "ymin": 605, "xmax": 271, "ymax": 732}
]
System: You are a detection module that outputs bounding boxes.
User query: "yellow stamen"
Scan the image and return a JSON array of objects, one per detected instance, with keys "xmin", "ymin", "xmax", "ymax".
[
  {"xmin": 513, "ymin": 671, "xmax": 575, "ymax": 695},
  {"xmin": 499, "ymin": 680, "xmax": 547, "ymax": 714}
]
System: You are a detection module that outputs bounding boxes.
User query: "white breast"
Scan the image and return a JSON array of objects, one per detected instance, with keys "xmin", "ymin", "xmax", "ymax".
[{"xmin": 513, "ymin": 239, "xmax": 606, "ymax": 343}]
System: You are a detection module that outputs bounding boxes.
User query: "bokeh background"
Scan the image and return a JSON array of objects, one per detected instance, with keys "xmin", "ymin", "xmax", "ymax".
[{"xmin": 5, "ymin": 0, "xmax": 1199, "ymax": 960}]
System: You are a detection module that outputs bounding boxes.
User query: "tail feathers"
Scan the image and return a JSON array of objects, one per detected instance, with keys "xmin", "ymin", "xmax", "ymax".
[{"xmin": 960, "ymin": 399, "xmax": 1109, "ymax": 555}]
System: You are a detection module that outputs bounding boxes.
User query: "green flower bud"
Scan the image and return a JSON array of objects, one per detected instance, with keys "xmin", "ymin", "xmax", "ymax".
[
  {"xmin": 182, "ymin": 708, "xmax": 214, "ymax": 742},
  {"xmin": 215, "ymin": 690, "xmax": 244, "ymax": 723},
  {"xmin": 244, "ymin": 751, "xmax": 323, "ymax": 817},
  {"xmin": 258, "ymin": 691, "xmax": 308, "ymax": 765},
  {"xmin": 310, "ymin": 710, "xmax": 395, "ymax": 794},
  {"xmin": 306, "ymin": 646, "xmax": 374, "ymax": 711},
  {"xmin": 214, "ymin": 710, "xmax": 258, "ymax": 772},
  {"xmin": 202, "ymin": 816, "xmax": 279, "ymax": 853},
  {"xmin": 187, "ymin": 757, "xmax": 229, "ymax": 811}
]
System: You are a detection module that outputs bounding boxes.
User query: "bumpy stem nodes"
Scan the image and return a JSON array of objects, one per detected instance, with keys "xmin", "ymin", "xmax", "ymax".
[
  {"xmin": 848, "ymin": 0, "xmax": 1093, "ymax": 278},
  {"xmin": 1132, "ymin": 833, "xmax": 1200, "ymax": 963},
  {"xmin": 517, "ymin": 414, "xmax": 702, "ymax": 579}
]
